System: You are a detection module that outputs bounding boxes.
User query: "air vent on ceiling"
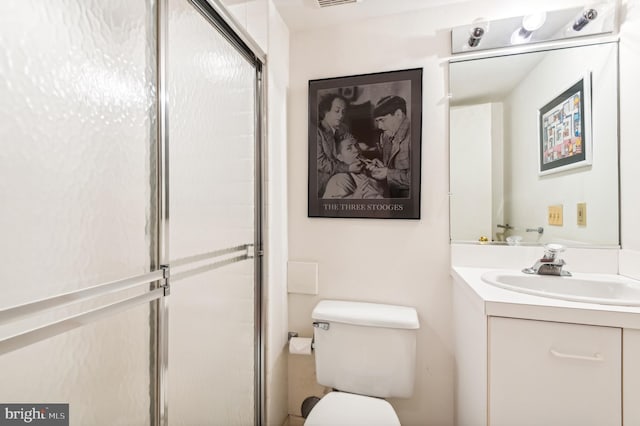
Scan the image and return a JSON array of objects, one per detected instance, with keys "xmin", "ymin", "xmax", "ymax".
[{"xmin": 317, "ymin": 0, "xmax": 359, "ymax": 8}]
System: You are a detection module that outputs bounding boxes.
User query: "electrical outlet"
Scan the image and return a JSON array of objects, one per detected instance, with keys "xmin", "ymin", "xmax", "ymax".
[
  {"xmin": 548, "ymin": 205, "xmax": 563, "ymax": 226},
  {"xmin": 577, "ymin": 203, "xmax": 587, "ymax": 226}
]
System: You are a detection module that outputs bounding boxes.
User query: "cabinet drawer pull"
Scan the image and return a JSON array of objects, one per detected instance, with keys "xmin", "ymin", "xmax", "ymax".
[{"xmin": 549, "ymin": 348, "xmax": 603, "ymax": 362}]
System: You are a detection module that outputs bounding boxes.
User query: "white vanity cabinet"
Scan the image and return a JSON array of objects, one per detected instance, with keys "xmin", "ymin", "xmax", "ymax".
[
  {"xmin": 489, "ymin": 317, "xmax": 621, "ymax": 426},
  {"xmin": 450, "ymin": 268, "xmax": 638, "ymax": 426}
]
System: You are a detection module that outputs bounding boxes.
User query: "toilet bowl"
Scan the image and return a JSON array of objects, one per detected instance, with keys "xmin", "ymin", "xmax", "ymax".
[
  {"xmin": 304, "ymin": 392, "xmax": 400, "ymax": 426},
  {"xmin": 304, "ymin": 300, "xmax": 419, "ymax": 425}
]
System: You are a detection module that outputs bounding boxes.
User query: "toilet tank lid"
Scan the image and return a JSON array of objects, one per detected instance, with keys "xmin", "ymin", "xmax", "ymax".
[{"xmin": 312, "ymin": 300, "xmax": 419, "ymax": 329}]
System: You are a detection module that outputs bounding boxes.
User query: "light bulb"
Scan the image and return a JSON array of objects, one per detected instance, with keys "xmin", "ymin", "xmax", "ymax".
[{"xmin": 522, "ymin": 12, "xmax": 547, "ymax": 31}]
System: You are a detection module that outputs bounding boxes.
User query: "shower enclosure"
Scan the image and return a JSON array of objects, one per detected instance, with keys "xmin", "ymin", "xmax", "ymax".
[{"xmin": 0, "ymin": 0, "xmax": 265, "ymax": 424}]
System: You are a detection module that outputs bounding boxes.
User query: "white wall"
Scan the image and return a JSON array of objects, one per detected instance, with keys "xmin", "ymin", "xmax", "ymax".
[
  {"xmin": 620, "ymin": 0, "xmax": 640, "ymax": 252},
  {"xmin": 288, "ymin": 8, "xmax": 454, "ymax": 424},
  {"xmin": 286, "ymin": 0, "xmax": 632, "ymax": 424},
  {"xmin": 265, "ymin": 2, "xmax": 290, "ymax": 425}
]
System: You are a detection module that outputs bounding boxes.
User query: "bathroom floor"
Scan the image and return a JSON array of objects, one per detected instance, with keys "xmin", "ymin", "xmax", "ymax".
[{"xmin": 284, "ymin": 415, "xmax": 305, "ymax": 426}]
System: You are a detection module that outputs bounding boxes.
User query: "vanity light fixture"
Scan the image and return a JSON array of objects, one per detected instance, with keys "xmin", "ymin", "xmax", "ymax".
[
  {"xmin": 451, "ymin": 5, "xmax": 615, "ymax": 54},
  {"xmin": 572, "ymin": 8, "xmax": 598, "ymax": 31}
]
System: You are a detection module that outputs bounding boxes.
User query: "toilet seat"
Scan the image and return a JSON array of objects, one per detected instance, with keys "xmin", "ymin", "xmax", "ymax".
[{"xmin": 304, "ymin": 391, "xmax": 400, "ymax": 426}]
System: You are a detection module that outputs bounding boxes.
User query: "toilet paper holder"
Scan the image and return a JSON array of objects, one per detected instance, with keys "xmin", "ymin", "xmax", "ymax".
[{"xmin": 288, "ymin": 331, "xmax": 315, "ymax": 352}]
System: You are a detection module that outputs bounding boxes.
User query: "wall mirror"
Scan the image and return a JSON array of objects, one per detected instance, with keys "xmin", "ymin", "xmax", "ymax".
[{"xmin": 449, "ymin": 40, "xmax": 619, "ymax": 247}]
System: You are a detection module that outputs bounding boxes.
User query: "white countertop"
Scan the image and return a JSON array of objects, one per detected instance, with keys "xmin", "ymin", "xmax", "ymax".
[{"xmin": 452, "ymin": 266, "xmax": 640, "ymax": 329}]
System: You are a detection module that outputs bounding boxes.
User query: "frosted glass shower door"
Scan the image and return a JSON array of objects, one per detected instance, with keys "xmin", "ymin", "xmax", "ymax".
[
  {"xmin": 167, "ymin": 1, "xmax": 260, "ymax": 424},
  {"xmin": 0, "ymin": 0, "xmax": 159, "ymax": 424}
]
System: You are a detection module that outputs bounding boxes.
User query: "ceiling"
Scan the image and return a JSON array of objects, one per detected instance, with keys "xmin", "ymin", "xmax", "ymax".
[{"xmin": 270, "ymin": 0, "xmax": 470, "ymax": 32}]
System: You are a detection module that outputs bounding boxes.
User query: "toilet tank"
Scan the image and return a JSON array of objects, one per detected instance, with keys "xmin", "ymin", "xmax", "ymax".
[{"xmin": 311, "ymin": 300, "xmax": 420, "ymax": 398}]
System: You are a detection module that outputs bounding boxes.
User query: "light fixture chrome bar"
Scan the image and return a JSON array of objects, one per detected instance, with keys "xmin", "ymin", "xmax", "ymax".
[
  {"xmin": 170, "ymin": 244, "xmax": 250, "ymax": 267},
  {"xmin": 448, "ymin": 35, "xmax": 619, "ymax": 63},
  {"xmin": 170, "ymin": 253, "xmax": 250, "ymax": 282},
  {"xmin": 0, "ymin": 270, "xmax": 165, "ymax": 326},
  {"xmin": 0, "ymin": 288, "xmax": 164, "ymax": 357}
]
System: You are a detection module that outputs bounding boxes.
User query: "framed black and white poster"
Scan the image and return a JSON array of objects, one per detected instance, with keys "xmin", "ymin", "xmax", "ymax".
[
  {"xmin": 308, "ymin": 68, "xmax": 422, "ymax": 219},
  {"xmin": 538, "ymin": 76, "xmax": 592, "ymax": 175}
]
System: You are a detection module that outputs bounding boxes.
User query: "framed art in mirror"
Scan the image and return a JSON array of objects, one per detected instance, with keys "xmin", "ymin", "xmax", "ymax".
[
  {"xmin": 307, "ymin": 68, "xmax": 422, "ymax": 219},
  {"xmin": 538, "ymin": 75, "xmax": 592, "ymax": 176}
]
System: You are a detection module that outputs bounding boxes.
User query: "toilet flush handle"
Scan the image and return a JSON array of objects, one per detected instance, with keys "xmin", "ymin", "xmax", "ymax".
[{"xmin": 313, "ymin": 321, "xmax": 330, "ymax": 331}]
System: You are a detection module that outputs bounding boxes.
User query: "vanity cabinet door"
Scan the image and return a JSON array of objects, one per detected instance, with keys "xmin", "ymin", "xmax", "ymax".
[{"xmin": 488, "ymin": 317, "xmax": 621, "ymax": 426}]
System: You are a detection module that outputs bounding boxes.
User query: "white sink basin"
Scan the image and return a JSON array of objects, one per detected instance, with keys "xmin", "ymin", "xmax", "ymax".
[{"xmin": 481, "ymin": 270, "xmax": 640, "ymax": 306}]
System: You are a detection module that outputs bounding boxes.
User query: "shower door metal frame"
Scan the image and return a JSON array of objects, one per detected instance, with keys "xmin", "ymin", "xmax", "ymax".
[{"xmin": 153, "ymin": 0, "xmax": 267, "ymax": 425}]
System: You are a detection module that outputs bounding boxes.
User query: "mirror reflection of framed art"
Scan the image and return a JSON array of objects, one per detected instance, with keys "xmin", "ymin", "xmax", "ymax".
[{"xmin": 538, "ymin": 75, "xmax": 592, "ymax": 176}]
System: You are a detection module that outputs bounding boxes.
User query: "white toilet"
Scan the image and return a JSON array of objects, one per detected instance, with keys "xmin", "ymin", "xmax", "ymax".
[{"xmin": 304, "ymin": 300, "xmax": 420, "ymax": 425}]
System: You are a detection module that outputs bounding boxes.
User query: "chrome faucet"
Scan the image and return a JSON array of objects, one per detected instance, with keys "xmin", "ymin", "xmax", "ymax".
[
  {"xmin": 522, "ymin": 243, "xmax": 571, "ymax": 276},
  {"xmin": 526, "ymin": 226, "xmax": 544, "ymax": 235}
]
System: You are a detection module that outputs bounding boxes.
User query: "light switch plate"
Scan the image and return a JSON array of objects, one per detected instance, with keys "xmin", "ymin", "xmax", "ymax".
[
  {"xmin": 577, "ymin": 203, "xmax": 587, "ymax": 226},
  {"xmin": 287, "ymin": 261, "xmax": 318, "ymax": 295},
  {"xmin": 548, "ymin": 205, "xmax": 563, "ymax": 226}
]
